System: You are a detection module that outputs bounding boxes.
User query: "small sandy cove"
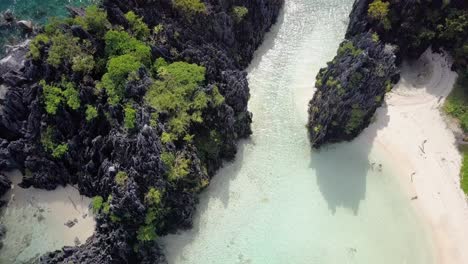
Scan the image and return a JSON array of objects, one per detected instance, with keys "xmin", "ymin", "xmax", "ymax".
[
  {"xmin": 0, "ymin": 170, "xmax": 95, "ymax": 263},
  {"xmin": 362, "ymin": 49, "xmax": 468, "ymax": 264}
]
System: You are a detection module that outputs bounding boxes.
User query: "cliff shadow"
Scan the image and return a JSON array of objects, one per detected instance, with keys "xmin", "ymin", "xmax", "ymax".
[
  {"xmin": 160, "ymin": 138, "xmax": 251, "ymax": 259},
  {"xmin": 161, "ymin": 8, "xmax": 286, "ymax": 259},
  {"xmin": 311, "ymin": 105, "xmax": 390, "ymax": 215},
  {"xmin": 396, "ymin": 49, "xmax": 457, "ymax": 99}
]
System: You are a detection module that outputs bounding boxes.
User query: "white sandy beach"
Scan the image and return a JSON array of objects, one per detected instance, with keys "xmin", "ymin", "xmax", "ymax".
[
  {"xmin": 0, "ymin": 170, "xmax": 95, "ymax": 263},
  {"xmin": 360, "ymin": 49, "xmax": 468, "ymax": 264}
]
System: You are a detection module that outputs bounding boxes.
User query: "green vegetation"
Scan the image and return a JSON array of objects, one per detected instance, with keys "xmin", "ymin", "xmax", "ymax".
[
  {"xmin": 137, "ymin": 224, "xmax": 157, "ymax": 242},
  {"xmin": 104, "ymin": 30, "xmax": 151, "ymax": 66},
  {"xmin": 145, "ymin": 60, "xmax": 213, "ymax": 141},
  {"xmin": 371, "ymin": 32, "xmax": 380, "ymax": 42},
  {"xmin": 368, "ymin": 0, "xmax": 391, "ymax": 30},
  {"xmin": 115, "ymin": 171, "xmax": 128, "ymax": 186},
  {"xmin": 325, "ymin": 76, "xmax": 339, "ymax": 87},
  {"xmin": 349, "ymin": 71, "xmax": 364, "ymax": 89},
  {"xmin": 92, "ymin": 196, "xmax": 104, "ymax": 214},
  {"xmin": 73, "ymin": 5, "xmax": 111, "ymax": 38},
  {"xmin": 41, "ymin": 126, "xmax": 69, "ymax": 158},
  {"xmin": 337, "ymin": 41, "xmax": 363, "ymax": 57},
  {"xmin": 145, "ymin": 187, "xmax": 162, "ymax": 206},
  {"xmin": 27, "ymin": 4, "xmax": 233, "ymax": 245},
  {"xmin": 194, "ymin": 130, "xmax": 222, "ymax": 160},
  {"xmin": 232, "ymin": 6, "xmax": 248, "ymax": 23},
  {"xmin": 100, "ymin": 54, "xmax": 142, "ymax": 105},
  {"xmin": 110, "ymin": 213, "xmax": 121, "ymax": 223},
  {"xmin": 62, "ymin": 81, "xmax": 80, "ymax": 110},
  {"xmin": 48, "ymin": 34, "xmax": 92, "ymax": 69},
  {"xmin": 461, "ymin": 150, "xmax": 468, "ymax": 195},
  {"xmin": 136, "ymin": 187, "xmax": 165, "ymax": 242},
  {"xmin": 102, "ymin": 195, "xmax": 112, "ymax": 214},
  {"xmin": 444, "ymin": 73, "xmax": 468, "ymax": 132},
  {"xmin": 40, "ymin": 79, "xmax": 80, "ymax": 114},
  {"xmin": 29, "ymin": 6, "xmax": 108, "ymax": 74},
  {"xmin": 125, "ymin": 11, "xmax": 150, "ymax": 40},
  {"xmin": 154, "ymin": 24, "xmax": 164, "ymax": 35},
  {"xmin": 161, "ymin": 151, "xmax": 191, "ymax": 181},
  {"xmin": 444, "ymin": 73, "xmax": 468, "ymax": 196},
  {"xmin": 385, "ymin": 80, "xmax": 393, "ymax": 92},
  {"xmin": 52, "ymin": 144, "xmax": 69, "ymax": 158},
  {"xmin": 99, "ymin": 29, "xmax": 152, "ymax": 105},
  {"xmin": 368, "ymin": 0, "xmax": 389, "ymax": 20},
  {"xmin": 345, "ymin": 105, "xmax": 365, "ymax": 134},
  {"xmin": 124, "ymin": 103, "xmax": 137, "ymax": 129},
  {"xmin": 28, "ymin": 34, "xmax": 49, "ymax": 60},
  {"xmin": 439, "ymin": 10, "xmax": 468, "ymax": 42},
  {"xmin": 40, "ymin": 81, "xmax": 64, "ymax": 115},
  {"xmin": 211, "ymin": 86, "xmax": 225, "ymax": 106},
  {"xmin": 72, "ymin": 54, "xmax": 95, "ymax": 74},
  {"xmin": 173, "ymin": 0, "xmax": 206, "ymax": 15},
  {"xmin": 85, "ymin": 105, "xmax": 98, "ymax": 121}
]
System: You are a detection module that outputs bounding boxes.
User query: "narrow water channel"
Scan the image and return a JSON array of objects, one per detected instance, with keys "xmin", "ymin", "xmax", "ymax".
[{"xmin": 161, "ymin": 1, "xmax": 434, "ymax": 263}]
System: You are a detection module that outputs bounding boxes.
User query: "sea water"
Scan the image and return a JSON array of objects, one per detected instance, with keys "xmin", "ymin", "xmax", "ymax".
[
  {"xmin": 161, "ymin": 0, "xmax": 434, "ymax": 263},
  {"xmin": 0, "ymin": 0, "xmax": 98, "ymax": 55}
]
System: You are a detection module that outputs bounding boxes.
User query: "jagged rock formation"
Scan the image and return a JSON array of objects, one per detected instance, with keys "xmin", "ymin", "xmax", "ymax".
[
  {"xmin": 308, "ymin": 0, "xmax": 468, "ymax": 148},
  {"xmin": 0, "ymin": 0, "xmax": 283, "ymax": 263},
  {"xmin": 0, "ymin": 173, "xmax": 10, "ymax": 198},
  {"xmin": 307, "ymin": 33, "xmax": 398, "ymax": 147}
]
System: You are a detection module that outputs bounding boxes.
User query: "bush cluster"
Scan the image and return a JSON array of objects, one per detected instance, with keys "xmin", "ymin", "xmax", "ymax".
[
  {"xmin": 40, "ymin": 126, "xmax": 69, "ymax": 158},
  {"xmin": 173, "ymin": 0, "xmax": 206, "ymax": 15},
  {"xmin": 40, "ymin": 79, "xmax": 80, "ymax": 115},
  {"xmin": 232, "ymin": 6, "xmax": 248, "ymax": 23}
]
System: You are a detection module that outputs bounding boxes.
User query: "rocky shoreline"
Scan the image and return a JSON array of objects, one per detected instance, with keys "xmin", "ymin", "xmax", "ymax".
[
  {"xmin": 308, "ymin": 0, "xmax": 468, "ymax": 148},
  {"xmin": 0, "ymin": 0, "xmax": 283, "ymax": 263}
]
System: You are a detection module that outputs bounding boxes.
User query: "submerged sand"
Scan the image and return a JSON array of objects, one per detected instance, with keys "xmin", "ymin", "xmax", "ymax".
[
  {"xmin": 0, "ymin": 170, "xmax": 95, "ymax": 263},
  {"xmin": 359, "ymin": 49, "xmax": 468, "ymax": 263}
]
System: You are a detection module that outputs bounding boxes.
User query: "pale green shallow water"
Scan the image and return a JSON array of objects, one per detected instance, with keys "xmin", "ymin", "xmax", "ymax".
[{"xmin": 161, "ymin": 0, "xmax": 434, "ymax": 263}]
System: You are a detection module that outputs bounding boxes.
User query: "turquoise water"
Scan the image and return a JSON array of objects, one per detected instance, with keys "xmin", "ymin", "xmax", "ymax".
[
  {"xmin": 0, "ymin": 0, "xmax": 435, "ymax": 263},
  {"xmin": 0, "ymin": 0, "xmax": 97, "ymax": 55},
  {"xmin": 161, "ymin": 0, "xmax": 434, "ymax": 263},
  {"xmin": 0, "ymin": 0, "xmax": 96, "ymax": 23}
]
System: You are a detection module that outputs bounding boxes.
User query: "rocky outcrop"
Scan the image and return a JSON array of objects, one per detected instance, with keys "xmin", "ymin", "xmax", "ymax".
[
  {"xmin": 308, "ymin": 0, "xmax": 468, "ymax": 148},
  {"xmin": 307, "ymin": 33, "xmax": 398, "ymax": 147},
  {"xmin": 0, "ymin": 173, "xmax": 10, "ymax": 197},
  {"xmin": 0, "ymin": 0, "xmax": 283, "ymax": 263}
]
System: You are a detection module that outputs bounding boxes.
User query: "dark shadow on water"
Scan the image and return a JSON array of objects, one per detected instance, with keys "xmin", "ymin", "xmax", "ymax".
[
  {"xmin": 310, "ymin": 50, "xmax": 453, "ymax": 215},
  {"xmin": 160, "ymin": 138, "xmax": 249, "ymax": 261},
  {"xmin": 311, "ymin": 105, "xmax": 390, "ymax": 215}
]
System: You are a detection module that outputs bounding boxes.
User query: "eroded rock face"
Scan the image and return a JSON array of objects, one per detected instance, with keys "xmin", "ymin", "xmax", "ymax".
[
  {"xmin": 307, "ymin": 0, "xmax": 467, "ymax": 148},
  {"xmin": 307, "ymin": 33, "xmax": 398, "ymax": 147},
  {"xmin": 0, "ymin": 0, "xmax": 283, "ymax": 263},
  {"xmin": 0, "ymin": 173, "xmax": 10, "ymax": 197}
]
